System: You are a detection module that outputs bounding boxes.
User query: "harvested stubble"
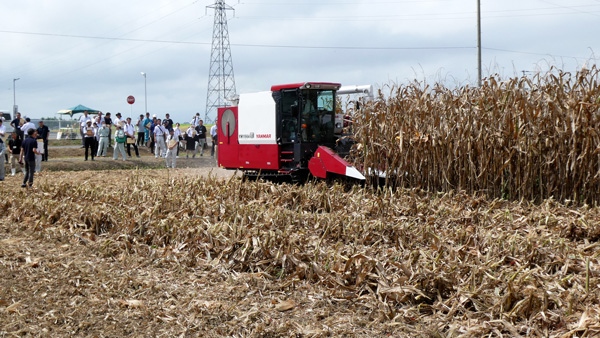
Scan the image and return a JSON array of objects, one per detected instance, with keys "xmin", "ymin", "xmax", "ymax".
[
  {"xmin": 351, "ymin": 66, "xmax": 600, "ymax": 204},
  {"xmin": 1, "ymin": 170, "xmax": 600, "ymax": 336}
]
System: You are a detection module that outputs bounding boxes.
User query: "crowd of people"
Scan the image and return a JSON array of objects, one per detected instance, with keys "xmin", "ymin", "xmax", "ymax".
[
  {"xmin": 0, "ymin": 113, "xmax": 49, "ymax": 186},
  {"xmin": 75, "ymin": 111, "xmax": 218, "ymax": 167},
  {"xmin": 0, "ymin": 111, "xmax": 218, "ymax": 187}
]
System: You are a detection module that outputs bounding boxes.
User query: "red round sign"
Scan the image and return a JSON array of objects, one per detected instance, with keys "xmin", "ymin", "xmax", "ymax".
[{"xmin": 127, "ymin": 95, "xmax": 135, "ymax": 104}]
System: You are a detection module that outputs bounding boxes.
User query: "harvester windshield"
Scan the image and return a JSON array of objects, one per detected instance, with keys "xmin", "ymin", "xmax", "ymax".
[{"xmin": 300, "ymin": 89, "xmax": 335, "ymax": 144}]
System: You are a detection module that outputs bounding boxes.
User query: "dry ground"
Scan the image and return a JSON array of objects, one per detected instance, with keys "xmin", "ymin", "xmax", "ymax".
[
  {"xmin": 1, "ymin": 167, "xmax": 600, "ymax": 337},
  {"xmin": 1, "ymin": 169, "xmax": 382, "ymax": 338}
]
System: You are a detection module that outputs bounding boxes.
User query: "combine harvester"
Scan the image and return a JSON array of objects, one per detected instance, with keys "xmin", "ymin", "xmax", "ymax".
[{"xmin": 217, "ymin": 82, "xmax": 371, "ymax": 182}]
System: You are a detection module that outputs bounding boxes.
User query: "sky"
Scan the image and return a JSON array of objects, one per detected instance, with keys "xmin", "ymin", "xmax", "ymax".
[{"xmin": 1, "ymin": 0, "xmax": 599, "ymax": 124}]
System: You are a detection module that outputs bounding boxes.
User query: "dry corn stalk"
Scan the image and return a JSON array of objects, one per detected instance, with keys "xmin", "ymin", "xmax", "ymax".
[{"xmin": 350, "ymin": 66, "xmax": 600, "ymax": 204}]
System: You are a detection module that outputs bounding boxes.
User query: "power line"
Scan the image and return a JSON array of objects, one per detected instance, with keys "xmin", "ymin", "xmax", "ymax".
[
  {"xmin": 482, "ymin": 47, "xmax": 592, "ymax": 61},
  {"xmin": 1, "ymin": 29, "xmax": 595, "ymax": 61},
  {"xmin": 239, "ymin": 0, "xmax": 448, "ymax": 4},
  {"xmin": 0, "ymin": 29, "xmax": 474, "ymax": 50},
  {"xmin": 234, "ymin": 5, "xmax": 600, "ymax": 21},
  {"xmin": 0, "ymin": 30, "xmax": 212, "ymax": 46},
  {"xmin": 536, "ymin": 0, "xmax": 600, "ymax": 17}
]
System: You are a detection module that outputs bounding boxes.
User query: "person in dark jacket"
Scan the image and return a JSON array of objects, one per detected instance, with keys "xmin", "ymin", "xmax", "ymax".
[
  {"xmin": 19, "ymin": 128, "xmax": 40, "ymax": 188},
  {"xmin": 37, "ymin": 120, "xmax": 49, "ymax": 161},
  {"xmin": 7, "ymin": 132, "xmax": 23, "ymax": 176}
]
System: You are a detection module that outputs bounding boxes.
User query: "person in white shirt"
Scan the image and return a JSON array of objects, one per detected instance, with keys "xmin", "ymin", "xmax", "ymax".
[
  {"xmin": 78, "ymin": 111, "xmax": 91, "ymax": 147},
  {"xmin": 113, "ymin": 113, "xmax": 122, "ymax": 136},
  {"xmin": 20, "ymin": 118, "xmax": 36, "ymax": 136},
  {"xmin": 165, "ymin": 129, "xmax": 178, "ymax": 168},
  {"xmin": 82, "ymin": 120, "xmax": 96, "ymax": 161},
  {"xmin": 0, "ymin": 119, "xmax": 6, "ymax": 138},
  {"xmin": 34, "ymin": 136, "xmax": 43, "ymax": 173},
  {"xmin": 210, "ymin": 124, "xmax": 218, "ymax": 157},
  {"xmin": 93, "ymin": 113, "xmax": 103, "ymax": 130},
  {"xmin": 124, "ymin": 117, "xmax": 139, "ymax": 158},
  {"xmin": 136, "ymin": 114, "xmax": 146, "ymax": 147},
  {"xmin": 190, "ymin": 113, "xmax": 201, "ymax": 128},
  {"xmin": 173, "ymin": 123, "xmax": 182, "ymax": 158},
  {"xmin": 185, "ymin": 125, "xmax": 197, "ymax": 158},
  {"xmin": 92, "ymin": 122, "xmax": 99, "ymax": 157},
  {"xmin": 153, "ymin": 119, "xmax": 167, "ymax": 158}
]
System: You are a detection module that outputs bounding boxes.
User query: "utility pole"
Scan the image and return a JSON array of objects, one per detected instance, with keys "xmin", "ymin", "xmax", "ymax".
[
  {"xmin": 13, "ymin": 78, "xmax": 20, "ymax": 119},
  {"xmin": 205, "ymin": 0, "xmax": 237, "ymax": 124},
  {"xmin": 477, "ymin": 0, "xmax": 482, "ymax": 87},
  {"xmin": 141, "ymin": 72, "xmax": 147, "ymax": 114}
]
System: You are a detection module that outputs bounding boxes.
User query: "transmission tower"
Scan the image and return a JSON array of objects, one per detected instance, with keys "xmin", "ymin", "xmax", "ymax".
[{"xmin": 205, "ymin": 0, "xmax": 236, "ymax": 124}]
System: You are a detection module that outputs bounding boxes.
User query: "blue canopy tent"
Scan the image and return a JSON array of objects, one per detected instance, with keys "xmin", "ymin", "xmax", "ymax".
[
  {"xmin": 56, "ymin": 104, "xmax": 101, "ymax": 118},
  {"xmin": 56, "ymin": 104, "xmax": 101, "ymax": 137}
]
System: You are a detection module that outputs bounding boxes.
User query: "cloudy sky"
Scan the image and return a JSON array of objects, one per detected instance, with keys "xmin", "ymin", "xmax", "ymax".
[{"xmin": 1, "ymin": 0, "xmax": 598, "ymax": 123}]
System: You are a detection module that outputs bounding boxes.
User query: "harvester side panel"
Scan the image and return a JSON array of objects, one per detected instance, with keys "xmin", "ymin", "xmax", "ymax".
[
  {"xmin": 238, "ymin": 91, "xmax": 277, "ymax": 145},
  {"xmin": 238, "ymin": 144, "xmax": 280, "ymax": 170},
  {"xmin": 236, "ymin": 91, "xmax": 280, "ymax": 170},
  {"xmin": 217, "ymin": 106, "xmax": 240, "ymax": 169}
]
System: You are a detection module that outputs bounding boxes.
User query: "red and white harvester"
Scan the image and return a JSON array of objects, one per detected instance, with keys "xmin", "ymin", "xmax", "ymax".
[{"xmin": 217, "ymin": 82, "xmax": 365, "ymax": 182}]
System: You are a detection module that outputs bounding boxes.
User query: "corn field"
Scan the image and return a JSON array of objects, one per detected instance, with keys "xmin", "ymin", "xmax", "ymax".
[
  {"xmin": 1, "ymin": 170, "xmax": 600, "ymax": 336},
  {"xmin": 351, "ymin": 66, "xmax": 600, "ymax": 203}
]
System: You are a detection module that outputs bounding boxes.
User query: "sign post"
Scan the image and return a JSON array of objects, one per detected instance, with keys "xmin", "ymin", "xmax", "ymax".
[{"xmin": 127, "ymin": 95, "xmax": 135, "ymax": 118}]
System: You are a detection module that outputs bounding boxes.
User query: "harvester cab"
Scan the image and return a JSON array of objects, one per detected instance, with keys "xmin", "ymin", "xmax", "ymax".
[{"xmin": 217, "ymin": 82, "xmax": 365, "ymax": 181}]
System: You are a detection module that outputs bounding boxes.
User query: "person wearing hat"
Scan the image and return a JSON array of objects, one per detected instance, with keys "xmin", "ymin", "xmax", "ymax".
[
  {"xmin": 96, "ymin": 121, "xmax": 110, "ymax": 157},
  {"xmin": 153, "ymin": 119, "xmax": 167, "ymax": 158},
  {"xmin": 83, "ymin": 120, "xmax": 96, "ymax": 161},
  {"xmin": 165, "ymin": 129, "xmax": 178, "ymax": 168},
  {"xmin": 113, "ymin": 122, "xmax": 127, "ymax": 161}
]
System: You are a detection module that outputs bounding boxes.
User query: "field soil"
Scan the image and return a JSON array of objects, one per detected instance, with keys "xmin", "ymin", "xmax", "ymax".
[
  {"xmin": 1, "ymin": 165, "xmax": 600, "ymax": 337},
  {"xmin": 0, "ymin": 170, "xmax": 382, "ymax": 337}
]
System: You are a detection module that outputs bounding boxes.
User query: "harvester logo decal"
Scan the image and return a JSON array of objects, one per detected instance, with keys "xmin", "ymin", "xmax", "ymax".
[
  {"xmin": 256, "ymin": 134, "xmax": 271, "ymax": 139},
  {"xmin": 239, "ymin": 132, "xmax": 255, "ymax": 139}
]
